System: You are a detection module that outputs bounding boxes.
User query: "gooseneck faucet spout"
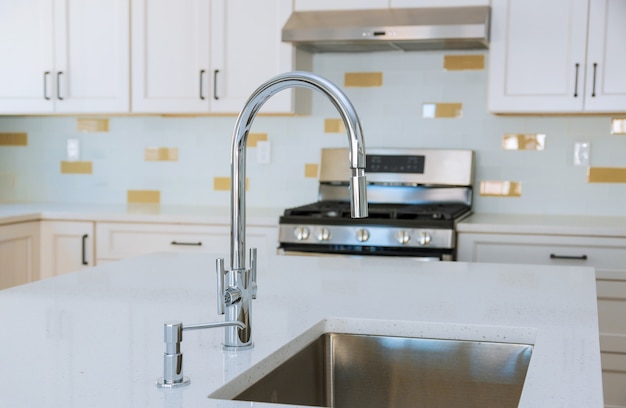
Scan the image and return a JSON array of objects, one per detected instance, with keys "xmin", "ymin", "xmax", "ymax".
[{"xmin": 217, "ymin": 71, "xmax": 368, "ymax": 349}]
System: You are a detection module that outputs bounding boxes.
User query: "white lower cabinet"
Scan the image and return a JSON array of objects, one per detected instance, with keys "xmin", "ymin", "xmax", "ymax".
[
  {"xmin": 458, "ymin": 232, "xmax": 626, "ymax": 408},
  {"xmin": 95, "ymin": 222, "xmax": 278, "ymax": 266},
  {"xmin": 0, "ymin": 222, "xmax": 40, "ymax": 290},
  {"xmin": 40, "ymin": 221, "xmax": 95, "ymax": 280}
]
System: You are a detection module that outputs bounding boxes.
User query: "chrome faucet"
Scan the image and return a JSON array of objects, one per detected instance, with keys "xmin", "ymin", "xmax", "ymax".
[{"xmin": 216, "ymin": 71, "xmax": 368, "ymax": 349}]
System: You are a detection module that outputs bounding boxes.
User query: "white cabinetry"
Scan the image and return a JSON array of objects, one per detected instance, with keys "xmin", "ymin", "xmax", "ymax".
[
  {"xmin": 0, "ymin": 0, "xmax": 129, "ymax": 114},
  {"xmin": 457, "ymin": 232, "xmax": 626, "ymax": 408},
  {"xmin": 132, "ymin": 0, "xmax": 300, "ymax": 114},
  {"xmin": 295, "ymin": 0, "xmax": 488, "ymax": 10},
  {"xmin": 40, "ymin": 221, "xmax": 95, "ymax": 280},
  {"xmin": 96, "ymin": 222, "xmax": 278, "ymax": 266},
  {"xmin": 488, "ymin": 0, "xmax": 626, "ymax": 114},
  {"xmin": 0, "ymin": 222, "xmax": 40, "ymax": 290},
  {"xmin": 294, "ymin": 0, "xmax": 387, "ymax": 10}
]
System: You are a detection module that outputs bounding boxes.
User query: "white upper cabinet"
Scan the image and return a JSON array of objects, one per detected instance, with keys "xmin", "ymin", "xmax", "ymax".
[
  {"xmin": 584, "ymin": 0, "xmax": 626, "ymax": 112},
  {"xmin": 133, "ymin": 0, "xmax": 297, "ymax": 114},
  {"xmin": 0, "ymin": 0, "xmax": 54, "ymax": 113},
  {"xmin": 0, "ymin": 0, "xmax": 129, "ymax": 114},
  {"xmin": 489, "ymin": 0, "xmax": 626, "ymax": 113},
  {"xmin": 209, "ymin": 0, "xmax": 294, "ymax": 113},
  {"xmin": 131, "ymin": 0, "xmax": 211, "ymax": 113},
  {"xmin": 54, "ymin": 0, "xmax": 130, "ymax": 113}
]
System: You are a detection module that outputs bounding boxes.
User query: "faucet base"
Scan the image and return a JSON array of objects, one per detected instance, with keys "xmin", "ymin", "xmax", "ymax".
[{"xmin": 156, "ymin": 376, "xmax": 190, "ymax": 389}]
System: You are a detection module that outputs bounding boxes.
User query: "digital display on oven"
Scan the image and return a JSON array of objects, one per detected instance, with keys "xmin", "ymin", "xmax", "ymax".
[{"xmin": 366, "ymin": 155, "xmax": 425, "ymax": 174}]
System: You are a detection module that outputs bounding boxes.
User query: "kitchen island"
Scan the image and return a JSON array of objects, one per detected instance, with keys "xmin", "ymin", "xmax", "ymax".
[{"xmin": 0, "ymin": 251, "xmax": 602, "ymax": 407}]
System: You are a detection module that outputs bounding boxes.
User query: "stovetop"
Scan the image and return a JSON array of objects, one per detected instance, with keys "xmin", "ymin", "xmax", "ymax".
[{"xmin": 281, "ymin": 201, "xmax": 471, "ymax": 228}]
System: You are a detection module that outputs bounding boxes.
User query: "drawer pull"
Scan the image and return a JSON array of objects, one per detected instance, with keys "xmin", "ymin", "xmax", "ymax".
[
  {"xmin": 550, "ymin": 253, "xmax": 587, "ymax": 261},
  {"xmin": 82, "ymin": 234, "xmax": 88, "ymax": 265},
  {"xmin": 171, "ymin": 241, "xmax": 202, "ymax": 246}
]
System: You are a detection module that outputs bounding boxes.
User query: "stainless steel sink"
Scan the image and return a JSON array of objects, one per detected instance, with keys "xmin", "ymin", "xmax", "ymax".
[{"xmin": 231, "ymin": 333, "xmax": 533, "ymax": 407}]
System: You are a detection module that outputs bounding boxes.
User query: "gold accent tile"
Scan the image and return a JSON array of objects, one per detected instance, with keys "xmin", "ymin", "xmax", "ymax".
[
  {"xmin": 60, "ymin": 161, "xmax": 92, "ymax": 174},
  {"xmin": 479, "ymin": 181, "xmax": 522, "ymax": 197},
  {"xmin": 247, "ymin": 133, "xmax": 268, "ymax": 147},
  {"xmin": 304, "ymin": 163, "xmax": 318, "ymax": 178},
  {"xmin": 611, "ymin": 118, "xmax": 626, "ymax": 135},
  {"xmin": 588, "ymin": 167, "xmax": 626, "ymax": 183},
  {"xmin": 127, "ymin": 190, "xmax": 160, "ymax": 204},
  {"xmin": 0, "ymin": 132, "xmax": 27, "ymax": 146},
  {"xmin": 502, "ymin": 134, "xmax": 546, "ymax": 151},
  {"xmin": 422, "ymin": 103, "xmax": 463, "ymax": 119},
  {"xmin": 443, "ymin": 55, "xmax": 485, "ymax": 71},
  {"xmin": 144, "ymin": 147, "xmax": 179, "ymax": 161},
  {"xmin": 324, "ymin": 118, "xmax": 346, "ymax": 133},
  {"xmin": 77, "ymin": 118, "xmax": 109, "ymax": 132},
  {"xmin": 344, "ymin": 72, "xmax": 383, "ymax": 87},
  {"xmin": 213, "ymin": 177, "xmax": 249, "ymax": 191}
]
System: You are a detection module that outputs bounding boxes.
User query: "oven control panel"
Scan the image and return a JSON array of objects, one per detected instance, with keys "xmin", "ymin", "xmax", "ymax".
[{"xmin": 278, "ymin": 224, "xmax": 454, "ymax": 249}]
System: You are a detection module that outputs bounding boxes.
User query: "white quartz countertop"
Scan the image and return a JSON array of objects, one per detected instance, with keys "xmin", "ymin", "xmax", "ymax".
[
  {"xmin": 3, "ymin": 203, "xmax": 626, "ymax": 238},
  {"xmin": 0, "ymin": 203, "xmax": 281, "ymax": 226},
  {"xmin": 458, "ymin": 212, "xmax": 626, "ymax": 237},
  {"xmin": 0, "ymin": 252, "xmax": 603, "ymax": 407}
]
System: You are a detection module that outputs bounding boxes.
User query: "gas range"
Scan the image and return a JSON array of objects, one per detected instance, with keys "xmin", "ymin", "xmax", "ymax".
[{"xmin": 278, "ymin": 148, "xmax": 474, "ymax": 260}]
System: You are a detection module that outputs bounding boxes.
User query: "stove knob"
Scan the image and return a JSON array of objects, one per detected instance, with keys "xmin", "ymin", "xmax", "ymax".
[
  {"xmin": 395, "ymin": 230, "xmax": 411, "ymax": 245},
  {"xmin": 418, "ymin": 231, "xmax": 432, "ymax": 246},
  {"xmin": 293, "ymin": 226, "xmax": 310, "ymax": 241},
  {"xmin": 317, "ymin": 227, "xmax": 331, "ymax": 241},
  {"xmin": 355, "ymin": 229, "xmax": 370, "ymax": 242}
]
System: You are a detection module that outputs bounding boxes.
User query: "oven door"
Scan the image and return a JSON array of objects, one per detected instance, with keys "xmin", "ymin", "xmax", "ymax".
[{"xmin": 277, "ymin": 243, "xmax": 454, "ymax": 261}]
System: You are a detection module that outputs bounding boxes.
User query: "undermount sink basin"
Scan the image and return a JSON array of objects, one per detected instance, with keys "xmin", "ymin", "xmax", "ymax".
[{"xmin": 210, "ymin": 319, "xmax": 535, "ymax": 408}]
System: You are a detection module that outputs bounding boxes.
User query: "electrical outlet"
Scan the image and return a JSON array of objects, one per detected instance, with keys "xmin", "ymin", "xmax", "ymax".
[
  {"xmin": 256, "ymin": 140, "xmax": 271, "ymax": 164},
  {"xmin": 67, "ymin": 139, "xmax": 80, "ymax": 161},
  {"xmin": 573, "ymin": 142, "xmax": 590, "ymax": 166}
]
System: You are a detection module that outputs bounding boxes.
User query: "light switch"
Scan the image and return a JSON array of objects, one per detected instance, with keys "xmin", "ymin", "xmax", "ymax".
[
  {"xmin": 256, "ymin": 141, "xmax": 271, "ymax": 164},
  {"xmin": 67, "ymin": 139, "xmax": 80, "ymax": 161},
  {"xmin": 573, "ymin": 142, "xmax": 590, "ymax": 166}
]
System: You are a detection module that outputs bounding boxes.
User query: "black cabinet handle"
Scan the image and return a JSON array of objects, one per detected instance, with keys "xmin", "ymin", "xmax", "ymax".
[
  {"xmin": 82, "ymin": 234, "xmax": 89, "ymax": 265},
  {"xmin": 57, "ymin": 71, "xmax": 64, "ymax": 100},
  {"xmin": 199, "ymin": 69, "xmax": 206, "ymax": 100},
  {"xmin": 573, "ymin": 63, "xmax": 579, "ymax": 97},
  {"xmin": 591, "ymin": 63, "xmax": 597, "ymax": 97},
  {"xmin": 43, "ymin": 71, "xmax": 51, "ymax": 100},
  {"xmin": 213, "ymin": 69, "xmax": 220, "ymax": 100},
  {"xmin": 550, "ymin": 253, "xmax": 587, "ymax": 261},
  {"xmin": 171, "ymin": 241, "xmax": 202, "ymax": 246}
]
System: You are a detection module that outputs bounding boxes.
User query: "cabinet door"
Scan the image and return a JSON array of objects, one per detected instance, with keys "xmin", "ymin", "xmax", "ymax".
[
  {"xmin": 209, "ymin": 0, "xmax": 294, "ymax": 113},
  {"xmin": 597, "ymin": 273, "xmax": 626, "ymax": 408},
  {"xmin": 131, "ymin": 0, "xmax": 210, "ymax": 113},
  {"xmin": 488, "ymin": 0, "xmax": 589, "ymax": 113},
  {"xmin": 40, "ymin": 221, "xmax": 94, "ymax": 280},
  {"xmin": 54, "ymin": 0, "xmax": 130, "ymax": 113},
  {"xmin": 584, "ymin": 0, "xmax": 626, "ymax": 112},
  {"xmin": 0, "ymin": 222, "xmax": 40, "ymax": 290},
  {"xmin": 294, "ymin": 0, "xmax": 387, "ymax": 11},
  {"xmin": 0, "ymin": 0, "xmax": 54, "ymax": 114}
]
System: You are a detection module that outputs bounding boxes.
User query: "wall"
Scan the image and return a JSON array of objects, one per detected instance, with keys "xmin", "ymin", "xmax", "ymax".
[{"xmin": 1, "ymin": 50, "xmax": 625, "ymax": 216}]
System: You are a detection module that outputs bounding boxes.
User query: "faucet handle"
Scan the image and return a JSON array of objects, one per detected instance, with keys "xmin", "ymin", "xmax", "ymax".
[
  {"xmin": 216, "ymin": 258, "xmax": 225, "ymax": 315},
  {"xmin": 249, "ymin": 248, "xmax": 257, "ymax": 299}
]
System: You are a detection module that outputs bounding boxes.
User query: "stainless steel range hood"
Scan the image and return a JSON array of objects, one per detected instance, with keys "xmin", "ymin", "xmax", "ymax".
[{"xmin": 282, "ymin": 6, "xmax": 490, "ymax": 53}]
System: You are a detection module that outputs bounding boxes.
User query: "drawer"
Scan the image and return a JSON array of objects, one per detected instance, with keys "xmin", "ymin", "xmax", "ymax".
[
  {"xmin": 458, "ymin": 233, "xmax": 626, "ymax": 272},
  {"xmin": 96, "ymin": 222, "xmax": 230, "ymax": 260}
]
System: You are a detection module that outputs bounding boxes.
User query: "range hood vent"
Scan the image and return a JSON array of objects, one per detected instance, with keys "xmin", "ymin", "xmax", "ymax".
[{"xmin": 282, "ymin": 6, "xmax": 490, "ymax": 53}]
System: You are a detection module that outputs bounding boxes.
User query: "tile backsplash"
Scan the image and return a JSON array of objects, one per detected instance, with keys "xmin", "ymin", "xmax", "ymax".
[{"xmin": 1, "ymin": 51, "xmax": 626, "ymax": 216}]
